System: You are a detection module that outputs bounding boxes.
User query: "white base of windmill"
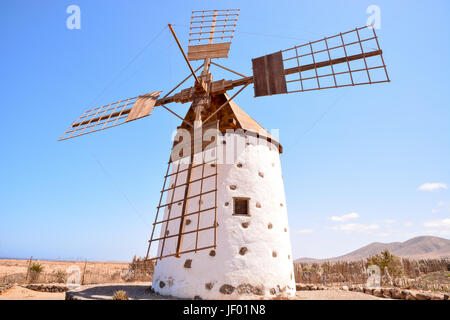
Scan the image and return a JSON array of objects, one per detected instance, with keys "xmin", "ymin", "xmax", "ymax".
[{"xmin": 151, "ymin": 132, "xmax": 295, "ymax": 299}]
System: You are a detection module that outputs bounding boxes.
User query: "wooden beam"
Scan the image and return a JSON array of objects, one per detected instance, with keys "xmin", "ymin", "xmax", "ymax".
[
  {"xmin": 71, "ymin": 49, "xmax": 384, "ymax": 129},
  {"xmin": 168, "ymin": 24, "xmax": 200, "ymax": 84}
]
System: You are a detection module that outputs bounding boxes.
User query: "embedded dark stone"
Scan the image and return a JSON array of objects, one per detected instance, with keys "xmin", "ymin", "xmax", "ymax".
[
  {"xmin": 270, "ymin": 288, "xmax": 276, "ymax": 295},
  {"xmin": 246, "ymin": 142, "xmax": 250, "ymax": 146},
  {"xmin": 186, "ymin": 219, "xmax": 191, "ymax": 226},
  {"xmin": 211, "ymin": 163, "xmax": 216, "ymax": 167},
  {"xmin": 229, "ymin": 185, "xmax": 237, "ymax": 190},
  {"xmin": 237, "ymin": 163, "xmax": 243, "ymax": 168},
  {"xmin": 239, "ymin": 247, "xmax": 248, "ymax": 255},
  {"xmin": 184, "ymin": 259, "xmax": 192, "ymax": 268},
  {"xmin": 284, "ymin": 228, "xmax": 287, "ymax": 232},
  {"xmin": 280, "ymin": 203, "xmax": 284, "ymax": 207},
  {"xmin": 209, "ymin": 250, "xmax": 216, "ymax": 257},
  {"xmin": 288, "ymin": 255, "xmax": 290, "ymax": 259},
  {"xmin": 236, "ymin": 283, "xmax": 253, "ymax": 294},
  {"xmin": 159, "ymin": 281, "xmax": 165, "ymax": 288},
  {"xmin": 258, "ymin": 172, "xmax": 264, "ymax": 178},
  {"xmin": 253, "ymin": 285, "xmax": 264, "ymax": 296},
  {"xmin": 241, "ymin": 222, "xmax": 250, "ymax": 229},
  {"xmin": 205, "ymin": 282, "xmax": 214, "ymax": 290},
  {"xmin": 178, "ymin": 202, "xmax": 182, "ymax": 205},
  {"xmin": 236, "ymin": 283, "xmax": 264, "ymax": 296},
  {"xmin": 222, "ymin": 140, "xmax": 226, "ymax": 145},
  {"xmin": 224, "ymin": 202, "xmax": 229, "ymax": 206},
  {"xmin": 272, "ymin": 251, "xmax": 277, "ymax": 258},
  {"xmin": 219, "ymin": 284, "xmax": 235, "ymax": 295},
  {"xmin": 268, "ymin": 223, "xmax": 273, "ymax": 229},
  {"xmin": 194, "ymin": 295, "xmax": 202, "ymax": 300},
  {"xmin": 256, "ymin": 202, "xmax": 261, "ymax": 208}
]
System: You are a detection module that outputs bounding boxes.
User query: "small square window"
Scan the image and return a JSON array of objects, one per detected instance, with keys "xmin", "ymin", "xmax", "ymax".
[{"xmin": 233, "ymin": 197, "xmax": 250, "ymax": 216}]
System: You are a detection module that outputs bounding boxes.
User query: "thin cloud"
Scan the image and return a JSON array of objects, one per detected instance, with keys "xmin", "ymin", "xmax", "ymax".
[
  {"xmin": 330, "ymin": 212, "xmax": 359, "ymax": 222},
  {"xmin": 383, "ymin": 219, "xmax": 396, "ymax": 224},
  {"xmin": 296, "ymin": 228, "xmax": 314, "ymax": 234},
  {"xmin": 404, "ymin": 221, "xmax": 413, "ymax": 227},
  {"xmin": 423, "ymin": 218, "xmax": 450, "ymax": 228},
  {"xmin": 418, "ymin": 182, "xmax": 448, "ymax": 192},
  {"xmin": 330, "ymin": 223, "xmax": 379, "ymax": 233}
]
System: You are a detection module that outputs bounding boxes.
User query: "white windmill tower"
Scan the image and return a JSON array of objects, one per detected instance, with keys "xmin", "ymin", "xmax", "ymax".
[{"xmin": 58, "ymin": 9, "xmax": 389, "ymax": 299}]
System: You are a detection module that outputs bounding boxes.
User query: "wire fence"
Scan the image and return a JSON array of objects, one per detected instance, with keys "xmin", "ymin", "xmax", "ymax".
[
  {"xmin": 294, "ymin": 258, "xmax": 450, "ymax": 292},
  {"xmin": 0, "ymin": 257, "xmax": 154, "ymax": 286}
]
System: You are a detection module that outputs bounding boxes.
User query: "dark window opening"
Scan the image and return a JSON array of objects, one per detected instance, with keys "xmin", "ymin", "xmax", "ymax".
[{"xmin": 233, "ymin": 197, "xmax": 250, "ymax": 216}]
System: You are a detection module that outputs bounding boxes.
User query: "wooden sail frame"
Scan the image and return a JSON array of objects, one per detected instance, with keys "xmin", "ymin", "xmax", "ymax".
[{"xmin": 188, "ymin": 9, "xmax": 239, "ymax": 61}]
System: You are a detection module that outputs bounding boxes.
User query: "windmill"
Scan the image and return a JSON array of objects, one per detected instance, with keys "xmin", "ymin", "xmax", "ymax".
[{"xmin": 59, "ymin": 9, "xmax": 389, "ymax": 299}]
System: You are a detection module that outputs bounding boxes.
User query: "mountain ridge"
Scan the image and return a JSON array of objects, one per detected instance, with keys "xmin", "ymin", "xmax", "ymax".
[{"xmin": 295, "ymin": 236, "xmax": 450, "ymax": 263}]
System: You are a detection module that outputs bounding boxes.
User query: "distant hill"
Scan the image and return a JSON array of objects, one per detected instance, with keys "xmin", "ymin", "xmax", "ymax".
[{"xmin": 295, "ymin": 236, "xmax": 450, "ymax": 263}]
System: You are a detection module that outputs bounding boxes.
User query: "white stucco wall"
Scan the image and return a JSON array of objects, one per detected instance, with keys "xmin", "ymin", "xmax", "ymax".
[{"xmin": 152, "ymin": 132, "xmax": 295, "ymax": 299}]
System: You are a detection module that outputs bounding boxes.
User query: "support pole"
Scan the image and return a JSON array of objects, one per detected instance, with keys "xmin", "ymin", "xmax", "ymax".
[
  {"xmin": 168, "ymin": 24, "xmax": 200, "ymax": 85},
  {"xmin": 25, "ymin": 256, "xmax": 33, "ymax": 282}
]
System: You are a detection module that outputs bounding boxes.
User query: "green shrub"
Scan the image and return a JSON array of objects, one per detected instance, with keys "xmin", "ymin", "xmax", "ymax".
[
  {"xmin": 29, "ymin": 262, "xmax": 44, "ymax": 283},
  {"xmin": 366, "ymin": 249, "xmax": 403, "ymax": 277},
  {"xmin": 30, "ymin": 262, "xmax": 43, "ymax": 273}
]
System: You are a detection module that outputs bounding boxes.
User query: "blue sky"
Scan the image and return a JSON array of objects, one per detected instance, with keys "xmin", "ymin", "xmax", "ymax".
[{"xmin": 1, "ymin": 0, "xmax": 449, "ymax": 261}]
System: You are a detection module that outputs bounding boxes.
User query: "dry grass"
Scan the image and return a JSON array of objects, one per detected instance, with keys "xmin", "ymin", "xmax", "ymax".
[
  {"xmin": 293, "ymin": 257, "xmax": 450, "ymax": 293},
  {"xmin": 112, "ymin": 290, "xmax": 129, "ymax": 300},
  {"xmin": 0, "ymin": 257, "xmax": 154, "ymax": 286}
]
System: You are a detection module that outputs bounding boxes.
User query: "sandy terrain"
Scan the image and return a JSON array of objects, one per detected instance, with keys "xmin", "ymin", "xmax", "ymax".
[
  {"xmin": 295, "ymin": 290, "xmax": 385, "ymax": 300},
  {"xmin": 0, "ymin": 285, "xmax": 65, "ymax": 300}
]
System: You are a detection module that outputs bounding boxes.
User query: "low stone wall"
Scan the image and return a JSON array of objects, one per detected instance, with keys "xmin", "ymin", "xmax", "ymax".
[
  {"xmin": 343, "ymin": 285, "xmax": 449, "ymax": 300},
  {"xmin": 296, "ymin": 283, "xmax": 327, "ymax": 291},
  {"xmin": 0, "ymin": 284, "xmax": 14, "ymax": 295},
  {"xmin": 22, "ymin": 283, "xmax": 68, "ymax": 293}
]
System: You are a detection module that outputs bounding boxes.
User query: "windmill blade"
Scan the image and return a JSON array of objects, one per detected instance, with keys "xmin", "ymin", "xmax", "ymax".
[
  {"xmin": 58, "ymin": 91, "xmax": 161, "ymax": 141},
  {"xmin": 251, "ymin": 25, "xmax": 390, "ymax": 97},
  {"xmin": 187, "ymin": 9, "xmax": 240, "ymax": 61}
]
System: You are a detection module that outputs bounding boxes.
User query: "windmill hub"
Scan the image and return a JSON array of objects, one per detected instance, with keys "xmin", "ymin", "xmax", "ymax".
[{"xmin": 58, "ymin": 9, "xmax": 389, "ymax": 299}]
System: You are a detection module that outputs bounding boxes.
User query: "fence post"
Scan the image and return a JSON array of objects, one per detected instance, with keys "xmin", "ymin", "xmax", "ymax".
[
  {"xmin": 81, "ymin": 260, "xmax": 87, "ymax": 285},
  {"xmin": 25, "ymin": 256, "xmax": 33, "ymax": 283}
]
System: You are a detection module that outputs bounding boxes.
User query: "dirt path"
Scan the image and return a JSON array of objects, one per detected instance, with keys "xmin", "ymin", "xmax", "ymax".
[
  {"xmin": 67, "ymin": 283, "xmax": 387, "ymax": 300},
  {"xmin": 295, "ymin": 289, "xmax": 387, "ymax": 300},
  {"xmin": 0, "ymin": 285, "xmax": 65, "ymax": 300},
  {"xmin": 0, "ymin": 284, "xmax": 387, "ymax": 300}
]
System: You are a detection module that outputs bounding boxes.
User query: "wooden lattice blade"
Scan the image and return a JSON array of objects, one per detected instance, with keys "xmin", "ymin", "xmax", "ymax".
[
  {"xmin": 251, "ymin": 25, "xmax": 390, "ymax": 97},
  {"xmin": 187, "ymin": 9, "xmax": 239, "ymax": 61},
  {"xmin": 58, "ymin": 91, "xmax": 161, "ymax": 141}
]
